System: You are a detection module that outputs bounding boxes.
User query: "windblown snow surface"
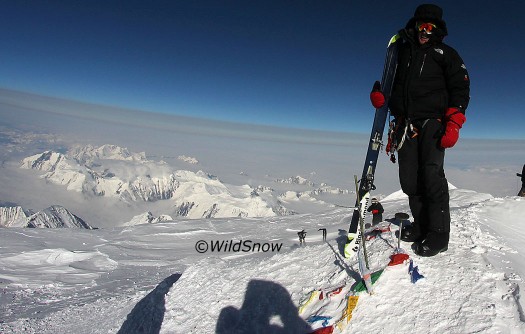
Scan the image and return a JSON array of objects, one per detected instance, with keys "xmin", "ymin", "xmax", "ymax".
[{"xmin": 1, "ymin": 189, "xmax": 524, "ymax": 333}]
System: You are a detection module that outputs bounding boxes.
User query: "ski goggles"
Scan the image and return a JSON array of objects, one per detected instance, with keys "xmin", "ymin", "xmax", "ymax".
[{"xmin": 416, "ymin": 22, "xmax": 437, "ymax": 34}]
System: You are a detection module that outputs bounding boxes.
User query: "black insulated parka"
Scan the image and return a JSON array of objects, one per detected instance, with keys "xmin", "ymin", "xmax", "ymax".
[{"xmin": 388, "ymin": 12, "xmax": 470, "ymax": 120}]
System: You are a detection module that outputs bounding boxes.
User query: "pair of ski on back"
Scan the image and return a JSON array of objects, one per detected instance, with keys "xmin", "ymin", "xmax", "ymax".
[{"xmin": 344, "ymin": 34, "xmax": 400, "ymax": 261}]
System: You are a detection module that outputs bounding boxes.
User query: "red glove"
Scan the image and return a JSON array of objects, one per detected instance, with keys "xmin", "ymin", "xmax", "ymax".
[
  {"xmin": 372, "ymin": 209, "xmax": 379, "ymax": 214},
  {"xmin": 370, "ymin": 81, "xmax": 385, "ymax": 109},
  {"xmin": 441, "ymin": 108, "xmax": 466, "ymax": 148}
]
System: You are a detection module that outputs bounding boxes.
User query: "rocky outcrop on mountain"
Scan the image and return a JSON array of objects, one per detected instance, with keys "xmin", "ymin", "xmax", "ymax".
[
  {"xmin": 123, "ymin": 212, "xmax": 173, "ymax": 226},
  {"xmin": 275, "ymin": 176, "xmax": 315, "ymax": 187},
  {"xmin": 120, "ymin": 175, "xmax": 180, "ymax": 202},
  {"xmin": 310, "ymin": 185, "xmax": 351, "ymax": 195},
  {"xmin": 178, "ymin": 155, "xmax": 198, "ymax": 164},
  {"xmin": 27, "ymin": 205, "xmax": 92, "ymax": 229},
  {"xmin": 272, "ymin": 201, "xmax": 296, "ymax": 216},
  {"xmin": 0, "ymin": 206, "xmax": 30, "ymax": 227},
  {"xmin": 175, "ymin": 202, "xmax": 195, "ymax": 217}
]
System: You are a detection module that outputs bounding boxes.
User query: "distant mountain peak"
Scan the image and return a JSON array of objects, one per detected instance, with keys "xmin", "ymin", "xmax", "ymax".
[
  {"xmin": 68, "ymin": 144, "xmax": 147, "ymax": 165},
  {"xmin": 0, "ymin": 204, "xmax": 93, "ymax": 229}
]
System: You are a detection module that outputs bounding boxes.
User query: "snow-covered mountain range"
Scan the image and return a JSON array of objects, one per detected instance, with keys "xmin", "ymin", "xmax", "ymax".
[{"xmin": 18, "ymin": 144, "xmax": 346, "ymax": 222}]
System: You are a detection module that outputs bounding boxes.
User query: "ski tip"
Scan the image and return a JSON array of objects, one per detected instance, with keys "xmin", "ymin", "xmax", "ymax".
[{"xmin": 388, "ymin": 34, "xmax": 401, "ymax": 47}]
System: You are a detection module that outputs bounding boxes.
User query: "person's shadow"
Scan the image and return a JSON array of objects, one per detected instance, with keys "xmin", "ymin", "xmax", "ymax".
[
  {"xmin": 216, "ymin": 279, "xmax": 312, "ymax": 334},
  {"xmin": 117, "ymin": 273, "xmax": 181, "ymax": 334}
]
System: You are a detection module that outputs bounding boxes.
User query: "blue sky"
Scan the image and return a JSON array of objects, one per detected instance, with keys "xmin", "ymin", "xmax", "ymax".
[{"xmin": 1, "ymin": 1, "xmax": 524, "ymax": 139}]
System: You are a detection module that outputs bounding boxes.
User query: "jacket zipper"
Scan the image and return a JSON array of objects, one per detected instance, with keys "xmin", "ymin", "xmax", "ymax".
[{"xmin": 419, "ymin": 53, "xmax": 427, "ymax": 77}]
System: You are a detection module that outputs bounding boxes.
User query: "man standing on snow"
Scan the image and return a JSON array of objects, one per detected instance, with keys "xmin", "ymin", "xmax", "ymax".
[
  {"xmin": 370, "ymin": 4, "xmax": 470, "ymax": 256},
  {"xmin": 367, "ymin": 198, "xmax": 384, "ymax": 226},
  {"xmin": 298, "ymin": 230, "xmax": 307, "ymax": 246}
]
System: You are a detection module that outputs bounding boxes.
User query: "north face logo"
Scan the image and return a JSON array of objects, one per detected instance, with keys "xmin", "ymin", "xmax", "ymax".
[{"xmin": 434, "ymin": 48, "xmax": 444, "ymax": 55}]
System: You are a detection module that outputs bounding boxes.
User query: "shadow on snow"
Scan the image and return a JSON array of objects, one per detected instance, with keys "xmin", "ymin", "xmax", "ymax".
[
  {"xmin": 117, "ymin": 273, "xmax": 182, "ymax": 334},
  {"xmin": 216, "ymin": 279, "xmax": 312, "ymax": 334}
]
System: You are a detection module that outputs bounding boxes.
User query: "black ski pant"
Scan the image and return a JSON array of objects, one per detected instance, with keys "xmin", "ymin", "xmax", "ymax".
[{"xmin": 397, "ymin": 118, "xmax": 450, "ymax": 234}]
